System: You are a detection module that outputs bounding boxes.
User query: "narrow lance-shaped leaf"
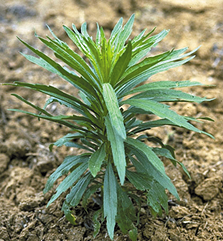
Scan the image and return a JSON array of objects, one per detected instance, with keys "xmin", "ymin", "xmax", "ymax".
[
  {"xmin": 47, "ymin": 161, "xmax": 88, "ymax": 206},
  {"xmin": 130, "ymin": 118, "xmax": 177, "ymax": 134},
  {"xmin": 21, "ymin": 53, "xmax": 101, "ymax": 104},
  {"xmin": 82, "ymin": 184, "xmax": 102, "ymax": 209},
  {"xmin": 110, "ymin": 17, "xmax": 123, "ymax": 41},
  {"xmin": 92, "ymin": 209, "xmax": 103, "ymax": 238},
  {"xmin": 126, "ymin": 170, "xmax": 153, "ymax": 191},
  {"xmin": 9, "ymin": 94, "xmax": 93, "ymax": 132},
  {"xmin": 63, "ymin": 25, "xmax": 104, "ymax": 83},
  {"xmin": 81, "ymin": 22, "xmax": 90, "ymax": 38},
  {"xmin": 116, "ymin": 183, "xmax": 137, "ymax": 234},
  {"xmin": 116, "ymin": 56, "xmax": 195, "ymax": 97},
  {"xmin": 11, "ymin": 81, "xmax": 95, "ymax": 116},
  {"xmin": 116, "ymin": 14, "xmax": 135, "ymax": 52},
  {"xmin": 147, "ymin": 181, "xmax": 169, "ymax": 215},
  {"xmin": 123, "ymin": 98, "xmax": 213, "ymax": 138},
  {"xmin": 8, "ymin": 109, "xmax": 81, "ymax": 130},
  {"xmin": 130, "ymin": 88, "xmax": 209, "ymax": 103},
  {"xmin": 82, "ymin": 36, "xmax": 105, "ymax": 83},
  {"xmin": 126, "ymin": 138, "xmax": 179, "ymax": 199},
  {"xmin": 103, "ymin": 83, "xmax": 126, "ymax": 139},
  {"xmin": 103, "ymin": 162, "xmax": 117, "ymax": 240},
  {"xmin": 127, "ymin": 80, "xmax": 204, "ymax": 95},
  {"xmin": 49, "ymin": 133, "xmax": 85, "ymax": 151},
  {"xmin": 88, "ymin": 143, "xmax": 106, "ymax": 177},
  {"xmin": 96, "ymin": 23, "xmax": 101, "ymax": 46},
  {"xmin": 18, "ymin": 37, "xmax": 101, "ymax": 101},
  {"xmin": 62, "ymin": 202, "xmax": 77, "ymax": 225},
  {"xmin": 11, "ymin": 93, "xmax": 51, "ymax": 116},
  {"xmin": 66, "ymin": 172, "xmax": 92, "ymax": 207},
  {"xmin": 121, "ymin": 50, "xmax": 172, "ymax": 81},
  {"xmin": 126, "ymin": 137, "xmax": 166, "ymax": 175},
  {"xmin": 153, "ymin": 147, "xmax": 191, "ymax": 178},
  {"xmin": 110, "ymin": 41, "xmax": 132, "ymax": 86},
  {"xmin": 104, "ymin": 116, "xmax": 126, "ymax": 185},
  {"xmin": 38, "ymin": 35, "xmax": 101, "ymax": 89},
  {"xmin": 129, "ymin": 29, "xmax": 167, "ymax": 66},
  {"xmin": 43, "ymin": 154, "xmax": 89, "ymax": 193}
]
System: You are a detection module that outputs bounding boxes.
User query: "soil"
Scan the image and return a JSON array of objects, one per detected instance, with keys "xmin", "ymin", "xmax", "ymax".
[{"xmin": 0, "ymin": 0, "xmax": 223, "ymax": 240}]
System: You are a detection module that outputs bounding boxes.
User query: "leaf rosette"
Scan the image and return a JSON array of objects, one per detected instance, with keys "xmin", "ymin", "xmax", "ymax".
[{"xmin": 6, "ymin": 14, "xmax": 213, "ymax": 240}]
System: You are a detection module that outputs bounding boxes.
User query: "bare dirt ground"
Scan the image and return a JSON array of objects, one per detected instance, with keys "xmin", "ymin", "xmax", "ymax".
[{"xmin": 0, "ymin": 0, "xmax": 223, "ymax": 240}]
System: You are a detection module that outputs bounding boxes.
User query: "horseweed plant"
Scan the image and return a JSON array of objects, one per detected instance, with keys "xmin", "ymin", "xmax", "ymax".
[{"xmin": 8, "ymin": 15, "xmax": 213, "ymax": 240}]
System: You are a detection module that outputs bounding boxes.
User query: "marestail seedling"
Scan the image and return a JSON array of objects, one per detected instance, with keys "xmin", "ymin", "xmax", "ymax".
[{"xmin": 7, "ymin": 14, "xmax": 213, "ymax": 240}]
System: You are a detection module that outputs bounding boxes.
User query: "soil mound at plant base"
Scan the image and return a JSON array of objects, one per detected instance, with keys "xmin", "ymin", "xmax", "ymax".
[{"xmin": 1, "ymin": 0, "xmax": 223, "ymax": 240}]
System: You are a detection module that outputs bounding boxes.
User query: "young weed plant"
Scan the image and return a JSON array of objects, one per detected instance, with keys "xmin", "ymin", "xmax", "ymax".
[{"xmin": 7, "ymin": 15, "xmax": 213, "ymax": 240}]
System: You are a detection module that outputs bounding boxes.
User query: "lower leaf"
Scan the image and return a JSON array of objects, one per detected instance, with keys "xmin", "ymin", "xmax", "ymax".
[
  {"xmin": 92, "ymin": 209, "xmax": 104, "ymax": 238},
  {"xmin": 147, "ymin": 180, "xmax": 169, "ymax": 216},
  {"xmin": 103, "ymin": 162, "xmax": 117, "ymax": 240},
  {"xmin": 66, "ymin": 172, "xmax": 92, "ymax": 207},
  {"xmin": 116, "ymin": 184, "xmax": 137, "ymax": 234}
]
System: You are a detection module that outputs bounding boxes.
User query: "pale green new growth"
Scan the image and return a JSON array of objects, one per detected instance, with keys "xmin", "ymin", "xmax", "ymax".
[{"xmin": 7, "ymin": 14, "xmax": 213, "ymax": 240}]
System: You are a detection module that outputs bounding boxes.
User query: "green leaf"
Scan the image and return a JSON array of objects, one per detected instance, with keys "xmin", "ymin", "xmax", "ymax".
[
  {"xmin": 103, "ymin": 83, "xmax": 126, "ymax": 139},
  {"xmin": 82, "ymin": 37, "xmax": 104, "ymax": 82},
  {"xmin": 104, "ymin": 116, "xmax": 126, "ymax": 185},
  {"xmin": 64, "ymin": 25, "xmax": 104, "ymax": 83},
  {"xmin": 120, "ymin": 14, "xmax": 135, "ymax": 44},
  {"xmin": 47, "ymin": 161, "xmax": 88, "ymax": 206},
  {"xmin": 38, "ymin": 36, "xmax": 101, "ymax": 88},
  {"xmin": 129, "ymin": 225, "xmax": 138, "ymax": 241},
  {"xmin": 62, "ymin": 202, "xmax": 77, "ymax": 225},
  {"xmin": 92, "ymin": 209, "xmax": 103, "ymax": 238},
  {"xmin": 65, "ymin": 141, "xmax": 94, "ymax": 152},
  {"xmin": 121, "ymin": 50, "xmax": 172, "ymax": 82},
  {"xmin": 81, "ymin": 22, "xmax": 90, "ymax": 38},
  {"xmin": 147, "ymin": 180, "xmax": 169, "ymax": 215},
  {"xmin": 80, "ymin": 138, "xmax": 98, "ymax": 151},
  {"xmin": 49, "ymin": 133, "xmax": 83, "ymax": 151},
  {"xmin": 125, "ymin": 116, "xmax": 142, "ymax": 132},
  {"xmin": 82, "ymin": 184, "xmax": 102, "ymax": 209},
  {"xmin": 18, "ymin": 37, "xmax": 101, "ymax": 100},
  {"xmin": 126, "ymin": 138, "xmax": 179, "ymax": 199},
  {"xmin": 66, "ymin": 172, "xmax": 92, "ymax": 207},
  {"xmin": 117, "ymin": 56, "xmax": 195, "ymax": 97},
  {"xmin": 110, "ymin": 17, "xmax": 123, "ymax": 40},
  {"xmin": 8, "ymin": 108, "xmax": 80, "ymax": 130},
  {"xmin": 130, "ymin": 118, "xmax": 176, "ymax": 134},
  {"xmin": 152, "ymin": 147, "xmax": 176, "ymax": 161},
  {"xmin": 126, "ymin": 138, "xmax": 166, "ymax": 174},
  {"xmin": 11, "ymin": 81, "xmax": 94, "ymax": 116},
  {"xmin": 113, "ymin": 14, "xmax": 134, "ymax": 54},
  {"xmin": 126, "ymin": 170, "xmax": 153, "ymax": 191},
  {"xmin": 43, "ymin": 154, "xmax": 89, "ymax": 193},
  {"xmin": 116, "ymin": 184, "xmax": 136, "ymax": 234},
  {"xmin": 11, "ymin": 93, "xmax": 52, "ymax": 116},
  {"xmin": 153, "ymin": 147, "xmax": 191, "ymax": 178},
  {"xmin": 123, "ymin": 98, "xmax": 213, "ymax": 138},
  {"xmin": 103, "ymin": 162, "xmax": 117, "ymax": 240},
  {"xmin": 88, "ymin": 143, "xmax": 106, "ymax": 177},
  {"xmin": 50, "ymin": 133, "xmax": 98, "ymax": 152},
  {"xmin": 130, "ymin": 88, "xmax": 209, "ymax": 103},
  {"xmin": 130, "ymin": 29, "xmax": 167, "ymax": 66},
  {"xmin": 96, "ymin": 23, "xmax": 101, "ymax": 46},
  {"xmin": 22, "ymin": 52, "xmax": 100, "ymax": 103},
  {"xmin": 110, "ymin": 41, "xmax": 132, "ymax": 86},
  {"xmin": 127, "ymin": 80, "xmax": 204, "ymax": 95}
]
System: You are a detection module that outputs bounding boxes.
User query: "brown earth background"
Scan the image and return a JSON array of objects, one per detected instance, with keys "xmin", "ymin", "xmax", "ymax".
[{"xmin": 0, "ymin": 0, "xmax": 223, "ymax": 240}]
